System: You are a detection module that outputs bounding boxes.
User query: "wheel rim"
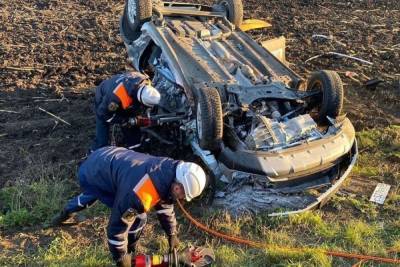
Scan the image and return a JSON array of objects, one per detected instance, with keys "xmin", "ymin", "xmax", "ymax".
[
  {"xmin": 127, "ymin": 0, "xmax": 137, "ymax": 24},
  {"xmin": 196, "ymin": 102, "xmax": 203, "ymax": 140}
]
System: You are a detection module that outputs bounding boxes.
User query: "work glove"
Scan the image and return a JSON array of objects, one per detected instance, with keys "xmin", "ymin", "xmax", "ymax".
[
  {"xmin": 116, "ymin": 253, "xmax": 131, "ymax": 267},
  {"xmin": 50, "ymin": 209, "xmax": 72, "ymax": 227},
  {"xmin": 168, "ymin": 234, "xmax": 180, "ymax": 252}
]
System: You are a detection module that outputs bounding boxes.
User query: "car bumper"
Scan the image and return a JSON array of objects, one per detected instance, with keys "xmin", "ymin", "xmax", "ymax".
[
  {"xmin": 219, "ymin": 118, "xmax": 356, "ymax": 183},
  {"xmin": 267, "ymin": 139, "xmax": 358, "ymax": 216}
]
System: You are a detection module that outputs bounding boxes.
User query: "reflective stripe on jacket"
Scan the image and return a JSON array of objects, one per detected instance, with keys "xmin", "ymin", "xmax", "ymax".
[
  {"xmin": 78, "ymin": 146, "xmax": 180, "ymax": 261},
  {"xmin": 95, "ymin": 72, "xmax": 148, "ymax": 121}
]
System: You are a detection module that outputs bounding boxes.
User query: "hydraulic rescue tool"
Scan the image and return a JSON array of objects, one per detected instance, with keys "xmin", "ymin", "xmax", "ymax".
[{"xmin": 133, "ymin": 246, "xmax": 215, "ymax": 267}]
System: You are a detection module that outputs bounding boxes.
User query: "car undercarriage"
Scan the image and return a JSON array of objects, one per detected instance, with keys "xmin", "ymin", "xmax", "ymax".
[{"xmin": 119, "ymin": 0, "xmax": 358, "ymax": 215}]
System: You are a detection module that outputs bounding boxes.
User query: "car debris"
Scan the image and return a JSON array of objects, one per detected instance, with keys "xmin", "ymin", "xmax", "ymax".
[
  {"xmin": 311, "ymin": 34, "xmax": 346, "ymax": 47},
  {"xmin": 119, "ymin": 0, "xmax": 358, "ymax": 215},
  {"xmin": 312, "ymin": 34, "xmax": 333, "ymax": 41},
  {"xmin": 261, "ymin": 36, "xmax": 287, "ymax": 64},
  {"xmin": 345, "ymin": 71, "xmax": 362, "ymax": 84},
  {"xmin": 0, "ymin": 109, "xmax": 20, "ymax": 114},
  {"xmin": 364, "ymin": 78, "xmax": 384, "ymax": 90},
  {"xmin": 38, "ymin": 107, "xmax": 71, "ymax": 126},
  {"xmin": 239, "ymin": 19, "xmax": 271, "ymax": 32},
  {"xmin": 305, "ymin": 51, "xmax": 373, "ymax": 65},
  {"xmin": 370, "ymin": 183, "xmax": 391, "ymax": 205}
]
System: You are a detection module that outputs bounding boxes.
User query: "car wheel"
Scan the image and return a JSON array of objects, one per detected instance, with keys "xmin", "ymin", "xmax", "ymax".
[
  {"xmin": 216, "ymin": 0, "xmax": 243, "ymax": 28},
  {"xmin": 120, "ymin": 0, "xmax": 153, "ymax": 44},
  {"xmin": 196, "ymin": 87, "xmax": 223, "ymax": 151},
  {"xmin": 306, "ymin": 70, "xmax": 344, "ymax": 124}
]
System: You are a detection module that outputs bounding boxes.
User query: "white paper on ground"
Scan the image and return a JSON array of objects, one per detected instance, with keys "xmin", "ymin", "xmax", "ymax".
[{"xmin": 369, "ymin": 183, "xmax": 391, "ymax": 205}]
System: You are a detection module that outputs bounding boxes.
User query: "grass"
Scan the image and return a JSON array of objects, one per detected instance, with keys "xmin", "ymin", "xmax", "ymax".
[
  {"xmin": 357, "ymin": 126, "xmax": 400, "ymax": 151},
  {"xmin": 1, "ymin": 127, "xmax": 399, "ymax": 266},
  {"xmin": 355, "ymin": 126, "xmax": 400, "ymax": 186},
  {"xmin": 343, "ymin": 222, "xmax": 378, "ymax": 249},
  {"xmin": 213, "ymin": 245, "xmax": 331, "ymax": 267},
  {"xmin": 37, "ymin": 232, "xmax": 111, "ymax": 267},
  {"xmin": 0, "ymin": 231, "xmax": 112, "ymax": 267},
  {"xmin": 0, "ymin": 164, "xmax": 77, "ymax": 228},
  {"xmin": 289, "ymin": 211, "xmax": 338, "ymax": 239}
]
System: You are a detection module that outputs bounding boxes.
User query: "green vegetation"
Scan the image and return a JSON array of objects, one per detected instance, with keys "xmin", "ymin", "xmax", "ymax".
[
  {"xmin": 213, "ymin": 245, "xmax": 331, "ymax": 267},
  {"xmin": 0, "ymin": 208, "xmax": 30, "ymax": 228},
  {"xmin": 0, "ymin": 231, "xmax": 112, "ymax": 267},
  {"xmin": 357, "ymin": 126, "xmax": 400, "ymax": 152},
  {"xmin": 343, "ymin": 221, "xmax": 378, "ymax": 249},
  {"xmin": 355, "ymin": 126, "xmax": 399, "ymax": 197},
  {"xmin": 0, "ymin": 164, "xmax": 76, "ymax": 228},
  {"xmin": 38, "ymin": 232, "xmax": 111, "ymax": 267},
  {"xmin": 289, "ymin": 211, "xmax": 338, "ymax": 239},
  {"xmin": 1, "ymin": 128, "xmax": 399, "ymax": 266}
]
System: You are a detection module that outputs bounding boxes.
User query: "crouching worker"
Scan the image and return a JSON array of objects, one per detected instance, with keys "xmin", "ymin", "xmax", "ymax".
[
  {"xmin": 51, "ymin": 146, "xmax": 206, "ymax": 267},
  {"xmin": 92, "ymin": 72, "xmax": 161, "ymax": 152}
]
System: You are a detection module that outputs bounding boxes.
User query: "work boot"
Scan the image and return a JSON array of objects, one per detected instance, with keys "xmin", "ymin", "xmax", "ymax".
[
  {"xmin": 51, "ymin": 209, "xmax": 73, "ymax": 226},
  {"xmin": 127, "ymin": 243, "xmax": 136, "ymax": 254}
]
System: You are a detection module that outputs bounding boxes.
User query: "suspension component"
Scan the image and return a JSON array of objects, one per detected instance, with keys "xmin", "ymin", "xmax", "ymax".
[
  {"xmin": 129, "ymin": 116, "xmax": 158, "ymax": 127},
  {"xmin": 129, "ymin": 113, "xmax": 187, "ymax": 127}
]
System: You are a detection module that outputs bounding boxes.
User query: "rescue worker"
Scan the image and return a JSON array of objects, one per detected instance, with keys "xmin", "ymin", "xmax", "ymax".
[
  {"xmin": 92, "ymin": 72, "xmax": 161, "ymax": 151},
  {"xmin": 51, "ymin": 146, "xmax": 207, "ymax": 267}
]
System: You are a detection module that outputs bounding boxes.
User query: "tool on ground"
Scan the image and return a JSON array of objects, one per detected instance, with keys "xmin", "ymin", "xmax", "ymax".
[
  {"xmin": 176, "ymin": 200, "xmax": 400, "ymax": 265},
  {"xmin": 133, "ymin": 246, "xmax": 215, "ymax": 267}
]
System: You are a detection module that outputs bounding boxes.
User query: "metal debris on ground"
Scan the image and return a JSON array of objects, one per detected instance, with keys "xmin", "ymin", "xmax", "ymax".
[
  {"xmin": 311, "ymin": 34, "xmax": 346, "ymax": 46},
  {"xmin": 239, "ymin": 19, "xmax": 271, "ymax": 32},
  {"xmin": 305, "ymin": 52, "xmax": 373, "ymax": 65},
  {"xmin": 370, "ymin": 183, "xmax": 391, "ymax": 204},
  {"xmin": 312, "ymin": 34, "xmax": 333, "ymax": 41},
  {"xmin": 364, "ymin": 78, "xmax": 384, "ymax": 90},
  {"xmin": 0, "ymin": 109, "xmax": 20, "ymax": 114},
  {"xmin": 345, "ymin": 71, "xmax": 361, "ymax": 84},
  {"xmin": 38, "ymin": 107, "xmax": 71, "ymax": 126}
]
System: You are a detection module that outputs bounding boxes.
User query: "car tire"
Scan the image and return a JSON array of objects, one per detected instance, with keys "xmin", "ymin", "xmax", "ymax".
[
  {"xmin": 120, "ymin": 0, "xmax": 153, "ymax": 44},
  {"xmin": 196, "ymin": 87, "xmax": 223, "ymax": 151},
  {"xmin": 306, "ymin": 70, "xmax": 344, "ymax": 124},
  {"xmin": 217, "ymin": 0, "xmax": 243, "ymax": 28}
]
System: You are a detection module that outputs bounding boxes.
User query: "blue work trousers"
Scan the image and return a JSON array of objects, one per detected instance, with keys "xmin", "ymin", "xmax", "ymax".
[
  {"xmin": 64, "ymin": 180, "xmax": 146, "ymax": 250},
  {"xmin": 91, "ymin": 115, "xmax": 110, "ymax": 151},
  {"xmin": 91, "ymin": 115, "xmax": 142, "ymax": 152}
]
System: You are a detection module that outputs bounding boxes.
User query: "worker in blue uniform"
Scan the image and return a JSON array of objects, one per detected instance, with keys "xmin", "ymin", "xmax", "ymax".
[
  {"xmin": 92, "ymin": 72, "xmax": 161, "ymax": 151},
  {"xmin": 51, "ymin": 146, "xmax": 207, "ymax": 267}
]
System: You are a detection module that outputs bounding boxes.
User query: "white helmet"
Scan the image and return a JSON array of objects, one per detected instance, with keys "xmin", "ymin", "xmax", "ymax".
[
  {"xmin": 175, "ymin": 162, "xmax": 207, "ymax": 201},
  {"xmin": 138, "ymin": 84, "xmax": 161, "ymax": 107}
]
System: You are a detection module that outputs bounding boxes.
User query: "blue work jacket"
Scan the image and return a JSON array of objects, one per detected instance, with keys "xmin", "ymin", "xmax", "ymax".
[
  {"xmin": 95, "ymin": 72, "xmax": 148, "ymax": 121},
  {"xmin": 78, "ymin": 146, "xmax": 180, "ymax": 261}
]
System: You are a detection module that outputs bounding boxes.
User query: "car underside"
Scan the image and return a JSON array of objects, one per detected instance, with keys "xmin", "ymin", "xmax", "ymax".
[{"xmin": 119, "ymin": 0, "xmax": 358, "ymax": 215}]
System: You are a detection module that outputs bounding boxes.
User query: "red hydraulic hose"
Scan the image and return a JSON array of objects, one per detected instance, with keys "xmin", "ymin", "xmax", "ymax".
[{"xmin": 176, "ymin": 200, "xmax": 400, "ymax": 265}]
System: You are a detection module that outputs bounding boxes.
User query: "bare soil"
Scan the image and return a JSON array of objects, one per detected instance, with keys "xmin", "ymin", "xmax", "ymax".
[
  {"xmin": 0, "ymin": 0, "xmax": 128, "ymax": 187},
  {"xmin": 1, "ymin": 0, "xmax": 399, "ymax": 185},
  {"xmin": 0, "ymin": 0, "xmax": 399, "ymax": 264}
]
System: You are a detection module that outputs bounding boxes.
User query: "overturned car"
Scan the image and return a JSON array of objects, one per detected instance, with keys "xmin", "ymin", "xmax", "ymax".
[{"xmin": 119, "ymin": 0, "xmax": 358, "ymax": 215}]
